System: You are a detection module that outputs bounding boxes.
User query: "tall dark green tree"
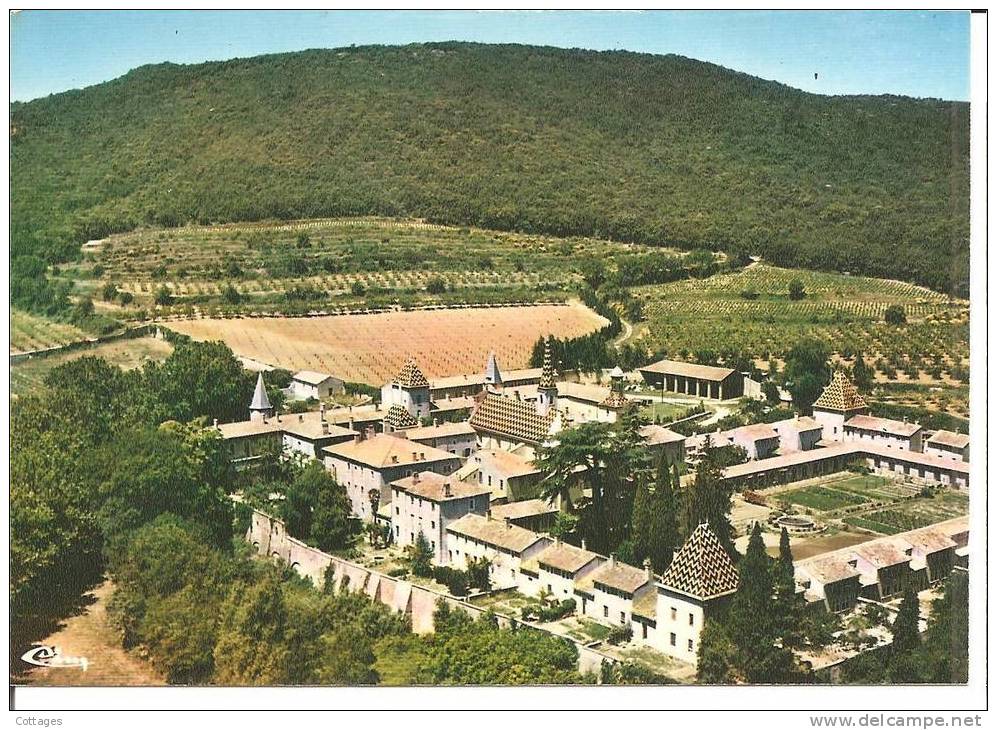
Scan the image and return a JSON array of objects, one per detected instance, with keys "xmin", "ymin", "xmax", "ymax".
[
  {"xmin": 726, "ymin": 523, "xmax": 800, "ymax": 683},
  {"xmin": 784, "ymin": 337, "xmax": 832, "ymax": 414},
  {"xmin": 922, "ymin": 571, "xmax": 968, "ymax": 683},
  {"xmin": 888, "ymin": 584, "xmax": 925, "ymax": 683},
  {"xmin": 686, "ymin": 439, "xmax": 735, "ymax": 553},
  {"xmin": 310, "ymin": 472, "xmax": 360, "ymax": 554}
]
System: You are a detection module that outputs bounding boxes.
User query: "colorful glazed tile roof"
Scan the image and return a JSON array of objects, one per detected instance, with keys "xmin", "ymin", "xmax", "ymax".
[
  {"xmin": 383, "ymin": 405, "xmax": 419, "ymax": 429},
  {"xmin": 812, "ymin": 370, "xmax": 868, "ymax": 413},
  {"xmin": 659, "ymin": 523, "xmax": 739, "ymax": 600},
  {"xmin": 469, "ymin": 392, "xmax": 558, "ymax": 444},
  {"xmin": 394, "ymin": 358, "xmax": 430, "ymax": 389}
]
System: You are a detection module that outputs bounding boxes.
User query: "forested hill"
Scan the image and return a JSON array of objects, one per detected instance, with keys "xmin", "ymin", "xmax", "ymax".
[{"xmin": 10, "ymin": 42, "xmax": 970, "ymax": 295}]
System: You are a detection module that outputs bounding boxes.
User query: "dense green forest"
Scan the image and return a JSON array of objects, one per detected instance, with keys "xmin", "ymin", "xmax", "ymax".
[{"xmin": 11, "ymin": 42, "xmax": 969, "ymax": 295}]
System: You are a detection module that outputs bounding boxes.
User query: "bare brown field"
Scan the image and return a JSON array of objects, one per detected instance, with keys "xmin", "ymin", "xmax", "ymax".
[{"xmin": 166, "ymin": 302, "xmax": 608, "ymax": 384}]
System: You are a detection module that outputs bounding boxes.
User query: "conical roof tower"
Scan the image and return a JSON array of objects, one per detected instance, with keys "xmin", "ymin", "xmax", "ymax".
[
  {"xmin": 249, "ymin": 372, "xmax": 272, "ymax": 419},
  {"xmin": 484, "ymin": 351, "xmax": 503, "ymax": 387}
]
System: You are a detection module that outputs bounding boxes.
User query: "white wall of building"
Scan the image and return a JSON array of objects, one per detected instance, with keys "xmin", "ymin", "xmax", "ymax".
[{"xmin": 653, "ymin": 589, "xmax": 705, "ymax": 665}]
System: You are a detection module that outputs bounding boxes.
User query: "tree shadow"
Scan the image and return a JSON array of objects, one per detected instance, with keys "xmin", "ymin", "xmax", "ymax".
[{"xmin": 9, "ymin": 575, "xmax": 104, "ymax": 683}]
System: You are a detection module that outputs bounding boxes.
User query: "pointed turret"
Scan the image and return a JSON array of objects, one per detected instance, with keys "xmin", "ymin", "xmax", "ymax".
[
  {"xmin": 600, "ymin": 365, "xmax": 629, "ymax": 410},
  {"xmin": 484, "ymin": 351, "xmax": 503, "ymax": 388},
  {"xmin": 812, "ymin": 369, "xmax": 869, "ymax": 442},
  {"xmin": 536, "ymin": 336, "xmax": 559, "ymax": 416},
  {"xmin": 249, "ymin": 372, "xmax": 272, "ymax": 422}
]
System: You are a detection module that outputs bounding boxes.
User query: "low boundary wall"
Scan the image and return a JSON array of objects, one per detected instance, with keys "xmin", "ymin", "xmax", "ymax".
[{"xmin": 247, "ymin": 508, "xmax": 614, "ymax": 676}]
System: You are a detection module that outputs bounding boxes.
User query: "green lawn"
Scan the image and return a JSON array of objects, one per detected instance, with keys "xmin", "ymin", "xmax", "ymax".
[
  {"xmin": 780, "ymin": 486, "xmax": 871, "ymax": 512},
  {"xmin": 843, "ymin": 491, "xmax": 968, "ymax": 535}
]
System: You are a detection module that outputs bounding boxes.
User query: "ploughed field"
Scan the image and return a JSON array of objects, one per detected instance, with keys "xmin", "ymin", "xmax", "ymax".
[{"xmin": 166, "ymin": 302, "xmax": 608, "ymax": 385}]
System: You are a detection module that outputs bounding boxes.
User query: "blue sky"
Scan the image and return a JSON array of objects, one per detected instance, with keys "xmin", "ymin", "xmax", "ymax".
[{"xmin": 10, "ymin": 10, "xmax": 971, "ymax": 103}]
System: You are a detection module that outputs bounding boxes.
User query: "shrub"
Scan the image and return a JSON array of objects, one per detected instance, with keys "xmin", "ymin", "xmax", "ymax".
[
  {"xmin": 425, "ymin": 276, "xmax": 447, "ymax": 295},
  {"xmin": 884, "ymin": 304, "xmax": 907, "ymax": 325},
  {"xmin": 101, "ymin": 281, "xmax": 119, "ymax": 301},
  {"xmin": 350, "ymin": 281, "xmax": 366, "ymax": 296},
  {"xmin": 431, "ymin": 566, "xmax": 470, "ymax": 596},
  {"xmin": 118, "ymin": 291, "xmax": 134, "ymax": 306},
  {"xmin": 740, "ymin": 289, "xmax": 759, "ymax": 300},
  {"xmin": 153, "ymin": 286, "xmax": 173, "ymax": 306},
  {"xmin": 788, "ymin": 279, "xmax": 806, "ymax": 300},
  {"xmin": 606, "ymin": 624, "xmax": 633, "ymax": 645}
]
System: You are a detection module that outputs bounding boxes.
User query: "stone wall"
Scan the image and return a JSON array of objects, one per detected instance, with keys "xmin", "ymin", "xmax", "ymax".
[{"xmin": 247, "ymin": 509, "xmax": 613, "ymax": 676}]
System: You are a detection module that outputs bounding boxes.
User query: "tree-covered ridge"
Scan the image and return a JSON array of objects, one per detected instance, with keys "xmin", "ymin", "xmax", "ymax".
[{"xmin": 11, "ymin": 42, "xmax": 969, "ymax": 294}]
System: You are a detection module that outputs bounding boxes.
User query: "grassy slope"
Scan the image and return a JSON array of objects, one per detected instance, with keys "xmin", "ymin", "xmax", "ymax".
[{"xmin": 11, "ymin": 43, "xmax": 969, "ymax": 294}]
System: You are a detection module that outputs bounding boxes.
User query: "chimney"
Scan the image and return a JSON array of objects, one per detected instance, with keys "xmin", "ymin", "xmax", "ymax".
[
  {"xmin": 213, "ymin": 418, "xmax": 219, "ymax": 428},
  {"xmin": 353, "ymin": 433, "xmax": 361, "ymax": 444},
  {"xmin": 486, "ymin": 509, "xmax": 492, "ymax": 520},
  {"xmin": 413, "ymin": 471, "xmax": 420, "ymax": 484},
  {"xmin": 581, "ymin": 539, "xmax": 587, "ymax": 551},
  {"xmin": 420, "ymin": 451, "xmax": 425, "ymax": 460},
  {"xmin": 276, "ymin": 412, "xmax": 281, "ymax": 423},
  {"xmin": 554, "ymin": 536, "xmax": 561, "ymax": 547},
  {"xmin": 348, "ymin": 417, "xmax": 355, "ymax": 432},
  {"xmin": 504, "ymin": 516, "xmax": 512, "ymax": 530},
  {"xmin": 320, "ymin": 403, "xmax": 326, "ymax": 422},
  {"xmin": 609, "ymin": 553, "xmax": 616, "ymax": 567},
  {"xmin": 433, "ymin": 418, "xmax": 439, "ymax": 427},
  {"xmin": 299, "ymin": 414, "xmax": 304, "ymax": 422},
  {"xmin": 643, "ymin": 558, "xmax": 652, "ymax": 579},
  {"xmin": 321, "ymin": 422, "xmax": 329, "ymax": 435},
  {"xmin": 391, "ymin": 455, "xmax": 398, "ymax": 464},
  {"xmin": 443, "ymin": 481, "xmax": 452, "ymax": 498},
  {"xmin": 412, "ymin": 451, "xmax": 418, "ymax": 462}
]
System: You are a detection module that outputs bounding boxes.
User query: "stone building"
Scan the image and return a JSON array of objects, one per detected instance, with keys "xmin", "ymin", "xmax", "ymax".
[
  {"xmin": 653, "ymin": 523, "xmax": 739, "ymax": 666},
  {"xmin": 811, "ymin": 370, "xmax": 869, "ymax": 441},
  {"xmin": 844, "ymin": 414, "xmax": 923, "ymax": 452},
  {"xmin": 445, "ymin": 512, "xmax": 553, "ymax": 587},
  {"xmin": 388, "ymin": 472, "xmax": 490, "ymax": 563},
  {"xmin": 289, "ymin": 370, "xmax": 344, "ymax": 400},
  {"xmin": 323, "ymin": 434, "xmax": 462, "ymax": 522},
  {"xmin": 924, "ymin": 430, "xmax": 970, "ymax": 463},
  {"xmin": 381, "ymin": 358, "xmax": 432, "ymax": 420}
]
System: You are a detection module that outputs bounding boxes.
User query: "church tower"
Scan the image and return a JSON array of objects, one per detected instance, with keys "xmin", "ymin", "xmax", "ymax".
[{"xmin": 536, "ymin": 337, "xmax": 559, "ymax": 416}]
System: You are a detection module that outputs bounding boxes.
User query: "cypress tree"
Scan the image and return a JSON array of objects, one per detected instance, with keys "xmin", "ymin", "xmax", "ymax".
[
  {"xmin": 727, "ymin": 523, "xmax": 798, "ymax": 683},
  {"xmin": 889, "ymin": 584, "xmax": 924, "ymax": 683},
  {"xmin": 772, "ymin": 527, "xmax": 802, "ymax": 649}
]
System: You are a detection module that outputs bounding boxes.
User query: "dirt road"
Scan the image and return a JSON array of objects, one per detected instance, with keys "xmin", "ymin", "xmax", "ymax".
[{"xmin": 16, "ymin": 581, "xmax": 164, "ymax": 687}]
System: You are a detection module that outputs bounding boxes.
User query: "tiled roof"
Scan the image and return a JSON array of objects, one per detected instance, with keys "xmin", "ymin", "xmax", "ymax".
[
  {"xmin": 556, "ymin": 382, "xmax": 611, "ymax": 404},
  {"xmin": 733, "ymin": 423, "xmax": 780, "ymax": 441},
  {"xmin": 489, "ymin": 499, "xmax": 558, "ymax": 521},
  {"xmin": 394, "ymin": 358, "xmax": 430, "ymax": 388},
  {"xmin": 446, "ymin": 513, "xmax": 550, "ymax": 554},
  {"xmin": 292, "ymin": 370, "xmax": 336, "ymax": 385},
  {"xmin": 659, "ymin": 523, "xmax": 739, "ymax": 600},
  {"xmin": 904, "ymin": 528, "xmax": 957, "ymax": 554},
  {"xmin": 639, "ymin": 424, "xmax": 686, "ymax": 446},
  {"xmin": 383, "ymin": 405, "xmax": 419, "ymax": 429},
  {"xmin": 798, "ymin": 555, "xmax": 861, "ymax": 585},
  {"xmin": 216, "ymin": 418, "xmax": 281, "ymax": 439},
  {"xmin": 926, "ymin": 430, "xmax": 970, "ymax": 449},
  {"xmin": 639, "ymin": 358, "xmax": 736, "ymax": 382},
  {"xmin": 599, "ymin": 388, "xmax": 630, "ymax": 410},
  {"xmin": 279, "ymin": 413, "xmax": 358, "ymax": 441},
  {"xmin": 429, "ymin": 396, "xmax": 477, "ymax": 413},
  {"xmin": 390, "ymin": 472, "xmax": 490, "ymax": 503},
  {"xmin": 812, "ymin": 370, "xmax": 867, "ymax": 413},
  {"xmin": 404, "ymin": 421, "xmax": 477, "ymax": 441},
  {"xmin": 429, "ymin": 368, "xmax": 543, "ymax": 391},
  {"xmin": 586, "ymin": 559, "xmax": 652, "ymax": 595},
  {"xmin": 632, "ymin": 588, "xmax": 657, "ymax": 619},
  {"xmin": 474, "ymin": 448, "xmax": 541, "ymax": 479},
  {"xmin": 538, "ymin": 541, "xmax": 601, "ymax": 574},
  {"xmin": 469, "ymin": 392, "xmax": 558, "ymax": 444},
  {"xmin": 323, "ymin": 434, "xmax": 457, "ymax": 469},
  {"xmin": 856, "ymin": 539, "xmax": 913, "ymax": 568},
  {"xmin": 845, "ymin": 414, "xmax": 921, "ymax": 438}
]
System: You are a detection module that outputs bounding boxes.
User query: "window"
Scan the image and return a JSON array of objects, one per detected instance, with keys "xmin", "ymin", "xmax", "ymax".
[
  {"xmin": 688, "ymin": 613, "xmax": 694, "ymax": 626},
  {"xmin": 395, "ymin": 507, "xmax": 400, "ymax": 515},
  {"xmin": 619, "ymin": 611, "xmax": 626, "ymax": 624},
  {"xmin": 670, "ymin": 607, "xmax": 677, "ymax": 621},
  {"xmin": 641, "ymin": 623, "xmax": 648, "ymax": 640},
  {"xmin": 603, "ymin": 606, "xmax": 609, "ymax": 618},
  {"xmin": 669, "ymin": 633, "xmax": 676, "ymax": 647},
  {"xmin": 431, "ymin": 541, "xmax": 435, "ymax": 551},
  {"xmin": 488, "ymin": 475, "xmax": 492, "ymax": 486},
  {"xmin": 688, "ymin": 639, "xmax": 694, "ymax": 652},
  {"xmin": 431, "ymin": 521, "xmax": 435, "ymax": 529},
  {"xmin": 448, "ymin": 550, "xmax": 452, "ymax": 561},
  {"xmin": 394, "ymin": 526, "xmax": 399, "ymax": 537}
]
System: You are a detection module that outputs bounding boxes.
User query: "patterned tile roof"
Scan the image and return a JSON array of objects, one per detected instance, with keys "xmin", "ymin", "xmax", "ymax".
[
  {"xmin": 599, "ymin": 388, "xmax": 630, "ymax": 410},
  {"xmin": 383, "ymin": 405, "xmax": 419, "ymax": 429},
  {"xmin": 469, "ymin": 392, "xmax": 558, "ymax": 445},
  {"xmin": 812, "ymin": 370, "xmax": 868, "ymax": 413},
  {"xmin": 394, "ymin": 358, "xmax": 430, "ymax": 389},
  {"xmin": 659, "ymin": 523, "xmax": 739, "ymax": 601}
]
